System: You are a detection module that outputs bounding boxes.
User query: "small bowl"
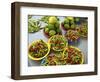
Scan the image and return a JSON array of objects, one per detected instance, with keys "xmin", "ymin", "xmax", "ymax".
[{"xmin": 28, "ymin": 40, "xmax": 50, "ymax": 61}]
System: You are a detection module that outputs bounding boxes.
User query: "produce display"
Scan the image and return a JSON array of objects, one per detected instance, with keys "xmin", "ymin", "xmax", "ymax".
[{"xmin": 28, "ymin": 15, "xmax": 88, "ymax": 66}]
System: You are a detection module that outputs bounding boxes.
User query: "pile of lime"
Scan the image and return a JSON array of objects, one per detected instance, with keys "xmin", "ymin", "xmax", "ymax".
[
  {"xmin": 61, "ymin": 17, "xmax": 76, "ymax": 30},
  {"xmin": 44, "ymin": 16, "xmax": 62, "ymax": 37}
]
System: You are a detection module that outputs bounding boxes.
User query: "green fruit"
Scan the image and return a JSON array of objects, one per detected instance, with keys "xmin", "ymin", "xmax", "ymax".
[
  {"xmin": 67, "ymin": 16, "xmax": 74, "ymax": 21},
  {"xmin": 70, "ymin": 21, "xmax": 75, "ymax": 25},
  {"xmin": 56, "ymin": 29, "xmax": 61, "ymax": 34},
  {"xmin": 47, "ymin": 24, "xmax": 54, "ymax": 30},
  {"xmin": 71, "ymin": 24, "xmax": 75, "ymax": 29},
  {"xmin": 49, "ymin": 30, "xmax": 56, "ymax": 36},
  {"xmin": 64, "ymin": 24, "xmax": 70, "ymax": 29},
  {"xmin": 48, "ymin": 16, "xmax": 57, "ymax": 24},
  {"xmin": 55, "ymin": 22, "xmax": 60, "ymax": 28},
  {"xmin": 64, "ymin": 19, "xmax": 69, "ymax": 24},
  {"xmin": 44, "ymin": 27, "xmax": 49, "ymax": 33}
]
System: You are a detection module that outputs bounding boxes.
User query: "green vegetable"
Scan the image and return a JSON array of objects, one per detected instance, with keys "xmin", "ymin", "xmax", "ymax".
[
  {"xmin": 40, "ymin": 16, "xmax": 50, "ymax": 23},
  {"xmin": 49, "ymin": 30, "xmax": 56, "ymax": 36},
  {"xmin": 28, "ymin": 18, "xmax": 41, "ymax": 33}
]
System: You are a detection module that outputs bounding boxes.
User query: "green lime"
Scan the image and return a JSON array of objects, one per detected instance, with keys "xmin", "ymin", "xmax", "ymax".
[
  {"xmin": 71, "ymin": 24, "xmax": 75, "ymax": 29},
  {"xmin": 70, "ymin": 20, "xmax": 75, "ymax": 25},
  {"xmin": 55, "ymin": 22, "xmax": 60, "ymax": 28},
  {"xmin": 67, "ymin": 16, "xmax": 74, "ymax": 21},
  {"xmin": 64, "ymin": 19, "xmax": 69, "ymax": 24},
  {"xmin": 44, "ymin": 27, "xmax": 49, "ymax": 33},
  {"xmin": 56, "ymin": 29, "xmax": 62, "ymax": 34},
  {"xmin": 49, "ymin": 30, "xmax": 56, "ymax": 36},
  {"xmin": 64, "ymin": 24, "xmax": 70, "ymax": 29},
  {"xmin": 48, "ymin": 16, "xmax": 57, "ymax": 24},
  {"xmin": 47, "ymin": 24, "xmax": 54, "ymax": 30}
]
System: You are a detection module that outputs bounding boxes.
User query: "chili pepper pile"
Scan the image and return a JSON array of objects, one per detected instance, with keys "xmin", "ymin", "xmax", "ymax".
[
  {"xmin": 29, "ymin": 40, "xmax": 48, "ymax": 58},
  {"xmin": 65, "ymin": 30, "xmax": 80, "ymax": 42},
  {"xmin": 49, "ymin": 35, "xmax": 67, "ymax": 51},
  {"xmin": 64, "ymin": 46, "xmax": 83, "ymax": 64}
]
